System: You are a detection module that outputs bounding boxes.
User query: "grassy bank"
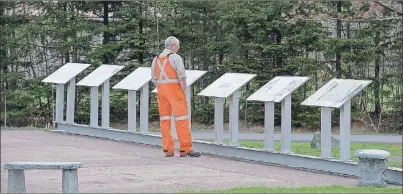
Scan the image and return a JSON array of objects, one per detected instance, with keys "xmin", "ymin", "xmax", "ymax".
[
  {"xmin": 215, "ymin": 140, "xmax": 402, "ymax": 168},
  {"xmin": 190, "ymin": 186, "xmax": 402, "ymax": 193}
]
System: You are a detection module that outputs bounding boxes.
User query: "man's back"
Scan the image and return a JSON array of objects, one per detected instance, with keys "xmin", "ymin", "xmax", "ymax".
[{"xmin": 151, "ymin": 49, "xmax": 186, "ymax": 84}]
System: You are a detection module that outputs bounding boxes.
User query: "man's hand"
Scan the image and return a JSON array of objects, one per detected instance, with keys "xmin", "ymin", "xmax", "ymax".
[{"xmin": 180, "ymin": 79, "xmax": 186, "ymax": 93}]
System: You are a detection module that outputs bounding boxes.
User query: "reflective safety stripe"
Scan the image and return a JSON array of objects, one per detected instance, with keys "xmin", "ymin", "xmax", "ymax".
[
  {"xmin": 157, "ymin": 59, "xmax": 169, "ymax": 80},
  {"xmin": 156, "ymin": 79, "xmax": 179, "ymax": 84},
  {"xmin": 156, "ymin": 58, "xmax": 178, "ymax": 85},
  {"xmin": 160, "ymin": 116, "xmax": 171, "ymax": 120},
  {"xmin": 174, "ymin": 115, "xmax": 188, "ymax": 121}
]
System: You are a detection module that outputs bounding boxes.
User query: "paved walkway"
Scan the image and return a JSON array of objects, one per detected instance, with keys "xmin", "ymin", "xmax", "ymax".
[
  {"xmin": 152, "ymin": 131, "xmax": 402, "ymax": 144},
  {"xmin": 0, "ymin": 130, "xmax": 364, "ymax": 193}
]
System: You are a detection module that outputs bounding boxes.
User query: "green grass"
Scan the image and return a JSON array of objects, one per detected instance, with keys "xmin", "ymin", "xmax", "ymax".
[
  {"xmin": 211, "ymin": 140, "xmax": 402, "ymax": 168},
  {"xmin": 188, "ymin": 186, "xmax": 403, "ymax": 193}
]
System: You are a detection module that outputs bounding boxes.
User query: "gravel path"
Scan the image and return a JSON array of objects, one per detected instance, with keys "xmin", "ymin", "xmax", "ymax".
[{"xmin": 0, "ymin": 130, "xmax": 380, "ymax": 193}]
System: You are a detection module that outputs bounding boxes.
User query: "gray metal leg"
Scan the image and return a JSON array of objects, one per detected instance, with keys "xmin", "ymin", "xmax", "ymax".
[
  {"xmin": 62, "ymin": 169, "xmax": 79, "ymax": 193},
  {"xmin": 214, "ymin": 98, "xmax": 225, "ymax": 145},
  {"xmin": 8, "ymin": 169, "xmax": 26, "ymax": 193}
]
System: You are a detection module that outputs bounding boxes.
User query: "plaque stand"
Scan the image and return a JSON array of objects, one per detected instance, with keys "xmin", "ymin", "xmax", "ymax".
[
  {"xmin": 198, "ymin": 73, "xmax": 257, "ymax": 146},
  {"xmin": 41, "ymin": 63, "xmax": 91, "ymax": 126},
  {"xmin": 112, "ymin": 67, "xmax": 152, "ymax": 133},
  {"xmin": 77, "ymin": 65, "xmax": 124, "ymax": 129},
  {"xmin": 301, "ymin": 79, "xmax": 372, "ymax": 161},
  {"xmin": 246, "ymin": 76, "xmax": 310, "ymax": 153}
]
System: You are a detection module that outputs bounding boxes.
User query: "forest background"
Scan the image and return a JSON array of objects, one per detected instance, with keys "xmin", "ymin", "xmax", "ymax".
[{"xmin": 1, "ymin": 1, "xmax": 402, "ymax": 134}]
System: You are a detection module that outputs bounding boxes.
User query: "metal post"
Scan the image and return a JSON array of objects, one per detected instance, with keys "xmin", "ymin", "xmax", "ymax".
[
  {"xmin": 281, "ymin": 94, "xmax": 292, "ymax": 154},
  {"xmin": 264, "ymin": 102, "xmax": 275, "ymax": 151},
  {"xmin": 340, "ymin": 100, "xmax": 351, "ymax": 161},
  {"xmin": 229, "ymin": 90, "xmax": 239, "ymax": 146},
  {"xmin": 128, "ymin": 90, "xmax": 137, "ymax": 132},
  {"xmin": 140, "ymin": 83, "xmax": 149, "ymax": 133},
  {"xmin": 90, "ymin": 86, "xmax": 98, "ymax": 127},
  {"xmin": 101, "ymin": 79, "xmax": 110, "ymax": 129},
  {"xmin": 66, "ymin": 77, "xmax": 76, "ymax": 123},
  {"xmin": 4, "ymin": 83, "xmax": 6, "ymax": 127},
  {"xmin": 214, "ymin": 98, "xmax": 225, "ymax": 145},
  {"xmin": 321, "ymin": 107, "xmax": 332, "ymax": 159},
  {"xmin": 186, "ymin": 86, "xmax": 191, "ymax": 131},
  {"xmin": 55, "ymin": 84, "xmax": 65, "ymax": 123}
]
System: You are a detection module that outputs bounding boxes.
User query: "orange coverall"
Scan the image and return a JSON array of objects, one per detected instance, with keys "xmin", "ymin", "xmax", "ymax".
[{"xmin": 153, "ymin": 54, "xmax": 192, "ymax": 156}]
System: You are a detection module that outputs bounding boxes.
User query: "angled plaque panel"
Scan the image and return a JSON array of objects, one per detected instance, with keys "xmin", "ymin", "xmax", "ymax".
[
  {"xmin": 113, "ymin": 67, "xmax": 151, "ymax": 91},
  {"xmin": 185, "ymin": 70, "xmax": 208, "ymax": 86},
  {"xmin": 151, "ymin": 70, "xmax": 207, "ymax": 93},
  {"xmin": 42, "ymin": 63, "xmax": 91, "ymax": 84},
  {"xmin": 247, "ymin": 76, "xmax": 310, "ymax": 103},
  {"xmin": 301, "ymin": 79, "xmax": 372, "ymax": 108},
  {"xmin": 76, "ymin": 64, "xmax": 124, "ymax": 87},
  {"xmin": 198, "ymin": 73, "xmax": 256, "ymax": 98}
]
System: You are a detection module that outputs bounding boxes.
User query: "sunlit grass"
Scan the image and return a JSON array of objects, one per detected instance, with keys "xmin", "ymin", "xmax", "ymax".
[
  {"xmin": 206, "ymin": 140, "xmax": 402, "ymax": 168},
  {"xmin": 185, "ymin": 186, "xmax": 403, "ymax": 193}
]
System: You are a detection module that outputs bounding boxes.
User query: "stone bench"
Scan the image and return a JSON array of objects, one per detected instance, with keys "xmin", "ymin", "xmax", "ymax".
[
  {"xmin": 4, "ymin": 162, "xmax": 82, "ymax": 193},
  {"xmin": 355, "ymin": 149, "xmax": 390, "ymax": 187}
]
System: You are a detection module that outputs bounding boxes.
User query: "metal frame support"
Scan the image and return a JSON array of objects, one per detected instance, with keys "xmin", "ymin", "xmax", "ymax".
[
  {"xmin": 264, "ymin": 102, "xmax": 275, "ymax": 151},
  {"xmin": 128, "ymin": 90, "xmax": 137, "ymax": 132},
  {"xmin": 214, "ymin": 98, "xmax": 225, "ymax": 145},
  {"xmin": 56, "ymin": 122, "xmax": 403, "ymax": 186},
  {"xmin": 340, "ymin": 99, "xmax": 351, "ymax": 161},
  {"xmin": 90, "ymin": 86, "xmax": 98, "ymax": 127},
  {"xmin": 55, "ymin": 84, "xmax": 65, "ymax": 123},
  {"xmin": 66, "ymin": 78, "xmax": 76, "ymax": 123},
  {"xmin": 229, "ymin": 90, "xmax": 240, "ymax": 146},
  {"xmin": 139, "ymin": 83, "xmax": 149, "ymax": 133},
  {"xmin": 281, "ymin": 94, "xmax": 292, "ymax": 154},
  {"xmin": 321, "ymin": 107, "xmax": 332, "ymax": 159},
  {"xmin": 101, "ymin": 79, "xmax": 110, "ymax": 129}
]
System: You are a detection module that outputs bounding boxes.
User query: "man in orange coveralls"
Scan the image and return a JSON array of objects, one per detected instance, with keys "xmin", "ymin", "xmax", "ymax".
[{"xmin": 151, "ymin": 36, "xmax": 201, "ymax": 157}]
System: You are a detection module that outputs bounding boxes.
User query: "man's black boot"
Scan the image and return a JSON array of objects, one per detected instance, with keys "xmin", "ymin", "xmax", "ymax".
[{"xmin": 180, "ymin": 151, "xmax": 201, "ymax": 157}]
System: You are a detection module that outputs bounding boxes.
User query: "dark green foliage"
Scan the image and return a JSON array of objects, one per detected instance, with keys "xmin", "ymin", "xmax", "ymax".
[{"xmin": 1, "ymin": 1, "xmax": 402, "ymax": 133}]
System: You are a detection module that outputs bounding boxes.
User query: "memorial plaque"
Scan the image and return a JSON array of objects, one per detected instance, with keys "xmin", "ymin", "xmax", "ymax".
[
  {"xmin": 198, "ymin": 73, "xmax": 256, "ymax": 98},
  {"xmin": 151, "ymin": 70, "xmax": 207, "ymax": 93},
  {"xmin": 42, "ymin": 63, "xmax": 91, "ymax": 84},
  {"xmin": 113, "ymin": 67, "xmax": 151, "ymax": 91},
  {"xmin": 76, "ymin": 64, "xmax": 124, "ymax": 87},
  {"xmin": 247, "ymin": 76, "xmax": 310, "ymax": 103},
  {"xmin": 301, "ymin": 79, "xmax": 372, "ymax": 108}
]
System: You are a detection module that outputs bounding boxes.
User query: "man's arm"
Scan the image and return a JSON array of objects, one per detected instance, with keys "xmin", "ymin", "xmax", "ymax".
[
  {"xmin": 172, "ymin": 54, "xmax": 187, "ymax": 93},
  {"xmin": 180, "ymin": 79, "xmax": 186, "ymax": 92},
  {"xmin": 151, "ymin": 57, "xmax": 157, "ymax": 86}
]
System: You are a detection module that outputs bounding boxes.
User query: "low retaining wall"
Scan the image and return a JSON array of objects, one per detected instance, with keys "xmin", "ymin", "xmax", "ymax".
[{"xmin": 55, "ymin": 122, "xmax": 402, "ymax": 185}]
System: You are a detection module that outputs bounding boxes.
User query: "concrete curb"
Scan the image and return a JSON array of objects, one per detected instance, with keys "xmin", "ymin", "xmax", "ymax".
[{"xmin": 54, "ymin": 122, "xmax": 402, "ymax": 185}]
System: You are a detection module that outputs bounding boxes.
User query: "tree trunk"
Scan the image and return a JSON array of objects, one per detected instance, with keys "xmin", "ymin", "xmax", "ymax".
[
  {"xmin": 102, "ymin": 1, "xmax": 110, "ymax": 63},
  {"xmin": 335, "ymin": 1, "xmax": 342, "ymax": 78},
  {"xmin": 139, "ymin": 2, "xmax": 144, "ymax": 64},
  {"xmin": 346, "ymin": 20, "xmax": 352, "ymax": 78},
  {"xmin": 400, "ymin": 2, "xmax": 403, "ymax": 103},
  {"xmin": 63, "ymin": 2, "xmax": 70, "ymax": 63},
  {"xmin": 0, "ymin": 1, "xmax": 7, "ymax": 91},
  {"xmin": 374, "ymin": 31, "xmax": 381, "ymax": 116},
  {"xmin": 0, "ymin": 1, "xmax": 7, "ymax": 125},
  {"xmin": 103, "ymin": 1, "xmax": 110, "ymax": 45}
]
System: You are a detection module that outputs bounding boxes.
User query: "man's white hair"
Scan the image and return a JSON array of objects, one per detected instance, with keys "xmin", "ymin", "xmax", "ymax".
[{"xmin": 165, "ymin": 36, "xmax": 179, "ymax": 49}]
